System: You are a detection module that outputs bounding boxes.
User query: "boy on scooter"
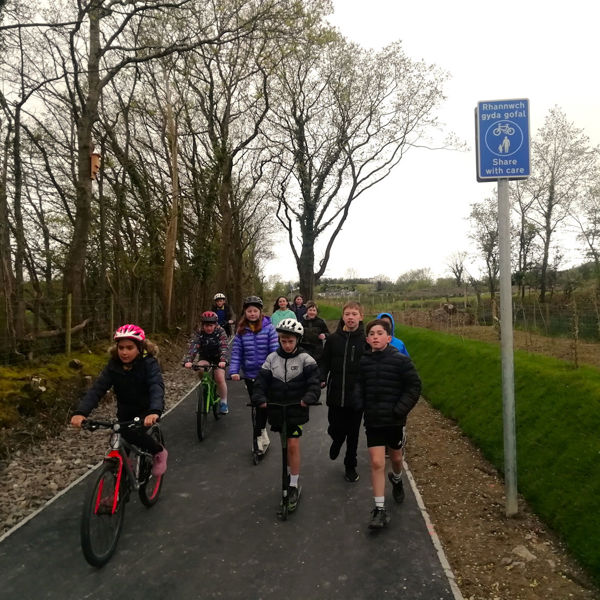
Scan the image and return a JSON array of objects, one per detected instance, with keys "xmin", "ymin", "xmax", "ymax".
[{"xmin": 253, "ymin": 318, "xmax": 321, "ymax": 512}]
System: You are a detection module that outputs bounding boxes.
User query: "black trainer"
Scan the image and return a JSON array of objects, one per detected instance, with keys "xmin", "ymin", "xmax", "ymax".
[
  {"xmin": 329, "ymin": 439, "xmax": 342, "ymax": 460},
  {"xmin": 388, "ymin": 472, "xmax": 405, "ymax": 503},
  {"xmin": 368, "ymin": 507, "xmax": 390, "ymax": 529},
  {"xmin": 288, "ymin": 485, "xmax": 301, "ymax": 512},
  {"xmin": 344, "ymin": 467, "xmax": 359, "ymax": 482}
]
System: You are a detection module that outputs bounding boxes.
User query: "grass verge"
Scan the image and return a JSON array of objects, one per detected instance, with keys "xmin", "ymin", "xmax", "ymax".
[{"xmin": 396, "ymin": 324, "xmax": 600, "ymax": 581}]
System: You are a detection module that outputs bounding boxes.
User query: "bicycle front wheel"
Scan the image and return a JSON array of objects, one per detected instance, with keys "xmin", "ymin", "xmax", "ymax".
[
  {"xmin": 80, "ymin": 461, "xmax": 126, "ymax": 567},
  {"xmin": 139, "ymin": 427, "xmax": 165, "ymax": 507},
  {"xmin": 196, "ymin": 383, "xmax": 209, "ymax": 441}
]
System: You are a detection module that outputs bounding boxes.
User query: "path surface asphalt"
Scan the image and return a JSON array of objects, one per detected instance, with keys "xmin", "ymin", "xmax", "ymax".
[{"xmin": 0, "ymin": 381, "xmax": 457, "ymax": 600}]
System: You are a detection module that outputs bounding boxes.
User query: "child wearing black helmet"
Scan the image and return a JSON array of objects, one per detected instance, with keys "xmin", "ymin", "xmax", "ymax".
[
  {"xmin": 253, "ymin": 318, "xmax": 321, "ymax": 511},
  {"xmin": 230, "ymin": 296, "xmax": 278, "ymax": 454},
  {"xmin": 182, "ymin": 311, "xmax": 229, "ymax": 414}
]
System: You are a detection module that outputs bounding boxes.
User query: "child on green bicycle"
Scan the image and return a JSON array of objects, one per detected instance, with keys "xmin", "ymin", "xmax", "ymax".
[
  {"xmin": 70, "ymin": 324, "xmax": 168, "ymax": 477},
  {"xmin": 253, "ymin": 318, "xmax": 321, "ymax": 511},
  {"xmin": 183, "ymin": 311, "xmax": 229, "ymax": 414}
]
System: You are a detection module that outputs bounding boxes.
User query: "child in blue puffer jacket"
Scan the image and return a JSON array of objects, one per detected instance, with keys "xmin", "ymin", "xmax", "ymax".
[{"xmin": 230, "ymin": 296, "xmax": 278, "ymax": 454}]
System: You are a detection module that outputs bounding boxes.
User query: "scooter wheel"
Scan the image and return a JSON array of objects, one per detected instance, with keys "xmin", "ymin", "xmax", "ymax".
[
  {"xmin": 278, "ymin": 503, "xmax": 288, "ymax": 521},
  {"xmin": 252, "ymin": 453, "xmax": 260, "ymax": 465}
]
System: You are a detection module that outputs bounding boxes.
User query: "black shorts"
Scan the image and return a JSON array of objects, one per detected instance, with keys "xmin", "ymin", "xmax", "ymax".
[
  {"xmin": 270, "ymin": 423, "xmax": 303, "ymax": 437},
  {"xmin": 365, "ymin": 425, "xmax": 406, "ymax": 449}
]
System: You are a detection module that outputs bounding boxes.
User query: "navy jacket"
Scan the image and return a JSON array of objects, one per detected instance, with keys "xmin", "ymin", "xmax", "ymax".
[
  {"xmin": 357, "ymin": 345, "xmax": 421, "ymax": 428},
  {"xmin": 74, "ymin": 355, "xmax": 165, "ymax": 421}
]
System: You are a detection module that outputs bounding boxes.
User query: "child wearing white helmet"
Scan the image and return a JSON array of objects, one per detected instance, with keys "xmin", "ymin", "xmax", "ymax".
[
  {"xmin": 211, "ymin": 292, "xmax": 235, "ymax": 337},
  {"xmin": 252, "ymin": 318, "xmax": 321, "ymax": 512}
]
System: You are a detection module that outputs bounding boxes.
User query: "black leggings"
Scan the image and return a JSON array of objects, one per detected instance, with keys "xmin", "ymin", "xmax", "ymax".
[
  {"xmin": 244, "ymin": 379, "xmax": 267, "ymax": 437},
  {"xmin": 120, "ymin": 423, "xmax": 162, "ymax": 455},
  {"xmin": 327, "ymin": 406, "xmax": 363, "ymax": 469}
]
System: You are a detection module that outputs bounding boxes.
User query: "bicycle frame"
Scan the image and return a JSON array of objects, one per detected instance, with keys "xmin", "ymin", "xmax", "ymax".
[
  {"xmin": 192, "ymin": 363, "xmax": 221, "ymax": 411},
  {"xmin": 84, "ymin": 420, "xmax": 154, "ymax": 513},
  {"xmin": 192, "ymin": 363, "xmax": 223, "ymax": 440},
  {"xmin": 79, "ymin": 417, "xmax": 165, "ymax": 567}
]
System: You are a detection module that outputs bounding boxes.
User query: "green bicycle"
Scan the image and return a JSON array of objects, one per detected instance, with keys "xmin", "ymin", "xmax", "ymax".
[{"xmin": 192, "ymin": 363, "xmax": 222, "ymax": 441}]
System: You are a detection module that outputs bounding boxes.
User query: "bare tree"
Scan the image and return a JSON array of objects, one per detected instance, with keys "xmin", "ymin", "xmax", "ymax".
[
  {"xmin": 571, "ymin": 169, "xmax": 600, "ymax": 289},
  {"xmin": 469, "ymin": 197, "xmax": 499, "ymax": 299},
  {"xmin": 447, "ymin": 251, "xmax": 468, "ymax": 286},
  {"xmin": 268, "ymin": 34, "xmax": 447, "ymax": 299},
  {"xmin": 523, "ymin": 107, "xmax": 599, "ymax": 303}
]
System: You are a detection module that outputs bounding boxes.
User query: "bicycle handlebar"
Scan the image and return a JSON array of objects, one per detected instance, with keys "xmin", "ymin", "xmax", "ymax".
[
  {"xmin": 189, "ymin": 362, "xmax": 226, "ymax": 371},
  {"xmin": 81, "ymin": 417, "xmax": 158, "ymax": 432}
]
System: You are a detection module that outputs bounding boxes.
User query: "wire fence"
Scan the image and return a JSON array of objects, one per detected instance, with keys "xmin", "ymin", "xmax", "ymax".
[
  {"xmin": 0, "ymin": 293, "xmax": 172, "ymax": 366},
  {"xmin": 318, "ymin": 290, "xmax": 600, "ymax": 368}
]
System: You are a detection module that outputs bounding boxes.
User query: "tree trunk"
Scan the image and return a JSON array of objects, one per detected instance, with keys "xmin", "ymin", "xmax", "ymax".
[
  {"xmin": 216, "ymin": 160, "xmax": 234, "ymax": 294},
  {"xmin": 0, "ymin": 129, "xmax": 17, "ymax": 354},
  {"xmin": 63, "ymin": 2, "xmax": 101, "ymax": 324},
  {"xmin": 538, "ymin": 179, "xmax": 555, "ymax": 304},
  {"xmin": 298, "ymin": 236, "xmax": 316, "ymax": 301},
  {"xmin": 162, "ymin": 82, "xmax": 179, "ymax": 329}
]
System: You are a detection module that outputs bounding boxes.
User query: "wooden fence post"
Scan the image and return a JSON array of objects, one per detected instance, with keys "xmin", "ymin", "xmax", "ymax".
[
  {"xmin": 110, "ymin": 294, "xmax": 114, "ymax": 339},
  {"xmin": 65, "ymin": 293, "xmax": 72, "ymax": 356}
]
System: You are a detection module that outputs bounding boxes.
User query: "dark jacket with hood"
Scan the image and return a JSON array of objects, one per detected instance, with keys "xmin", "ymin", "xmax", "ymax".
[
  {"xmin": 74, "ymin": 354, "xmax": 165, "ymax": 421},
  {"xmin": 376, "ymin": 312, "xmax": 409, "ymax": 357},
  {"xmin": 211, "ymin": 302, "xmax": 234, "ymax": 336},
  {"xmin": 357, "ymin": 345, "xmax": 421, "ymax": 428},
  {"xmin": 320, "ymin": 320, "xmax": 366, "ymax": 408},
  {"xmin": 253, "ymin": 346, "xmax": 321, "ymax": 428},
  {"xmin": 300, "ymin": 315, "xmax": 329, "ymax": 361}
]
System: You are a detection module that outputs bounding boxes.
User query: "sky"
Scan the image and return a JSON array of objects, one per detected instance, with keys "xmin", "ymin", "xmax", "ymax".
[{"xmin": 263, "ymin": 0, "xmax": 600, "ymax": 283}]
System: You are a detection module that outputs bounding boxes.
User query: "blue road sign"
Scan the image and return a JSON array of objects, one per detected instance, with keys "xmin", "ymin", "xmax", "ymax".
[{"xmin": 476, "ymin": 98, "xmax": 530, "ymax": 181}]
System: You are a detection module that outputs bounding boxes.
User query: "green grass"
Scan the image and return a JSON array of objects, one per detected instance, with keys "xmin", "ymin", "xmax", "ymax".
[
  {"xmin": 317, "ymin": 304, "xmax": 342, "ymax": 320},
  {"xmin": 0, "ymin": 349, "xmax": 108, "ymax": 426},
  {"xmin": 395, "ymin": 324, "xmax": 600, "ymax": 581}
]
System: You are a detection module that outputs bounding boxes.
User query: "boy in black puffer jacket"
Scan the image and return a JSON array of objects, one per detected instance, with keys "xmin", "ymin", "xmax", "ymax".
[{"xmin": 357, "ymin": 318, "xmax": 421, "ymax": 530}]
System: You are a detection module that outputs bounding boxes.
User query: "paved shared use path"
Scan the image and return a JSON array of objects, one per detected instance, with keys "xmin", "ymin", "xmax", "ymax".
[{"xmin": 0, "ymin": 381, "xmax": 461, "ymax": 600}]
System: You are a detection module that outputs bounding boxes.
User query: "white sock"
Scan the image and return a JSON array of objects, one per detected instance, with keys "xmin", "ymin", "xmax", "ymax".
[
  {"xmin": 391, "ymin": 470, "xmax": 402, "ymax": 482},
  {"xmin": 374, "ymin": 496, "xmax": 385, "ymax": 509},
  {"xmin": 289, "ymin": 474, "xmax": 299, "ymax": 487}
]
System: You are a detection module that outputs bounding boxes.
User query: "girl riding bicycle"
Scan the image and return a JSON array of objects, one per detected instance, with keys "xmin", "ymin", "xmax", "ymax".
[
  {"xmin": 182, "ymin": 311, "xmax": 229, "ymax": 414},
  {"xmin": 70, "ymin": 324, "xmax": 168, "ymax": 477},
  {"xmin": 230, "ymin": 296, "xmax": 278, "ymax": 455}
]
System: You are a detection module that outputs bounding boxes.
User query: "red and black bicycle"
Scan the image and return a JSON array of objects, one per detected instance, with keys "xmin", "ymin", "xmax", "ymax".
[{"xmin": 79, "ymin": 418, "xmax": 165, "ymax": 567}]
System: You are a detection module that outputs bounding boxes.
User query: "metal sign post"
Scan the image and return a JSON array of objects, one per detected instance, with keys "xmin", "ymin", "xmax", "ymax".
[
  {"xmin": 475, "ymin": 99, "xmax": 530, "ymax": 516},
  {"xmin": 497, "ymin": 177, "xmax": 518, "ymax": 516}
]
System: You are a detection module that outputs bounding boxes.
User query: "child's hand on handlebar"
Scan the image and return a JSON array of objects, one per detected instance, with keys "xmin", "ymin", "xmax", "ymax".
[
  {"xmin": 218, "ymin": 361, "xmax": 226, "ymax": 369},
  {"xmin": 71, "ymin": 415, "xmax": 86, "ymax": 428},
  {"xmin": 144, "ymin": 413, "xmax": 160, "ymax": 427},
  {"xmin": 184, "ymin": 362, "xmax": 193, "ymax": 369}
]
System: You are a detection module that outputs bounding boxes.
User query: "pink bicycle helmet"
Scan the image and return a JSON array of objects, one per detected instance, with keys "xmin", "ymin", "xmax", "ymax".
[{"xmin": 114, "ymin": 323, "xmax": 146, "ymax": 343}]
